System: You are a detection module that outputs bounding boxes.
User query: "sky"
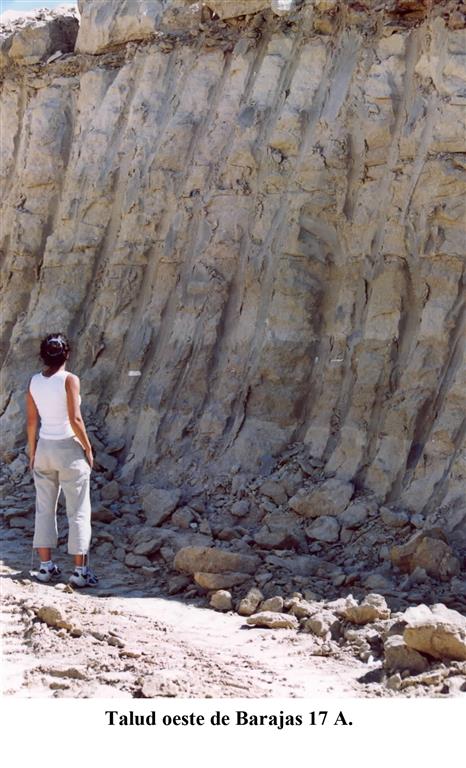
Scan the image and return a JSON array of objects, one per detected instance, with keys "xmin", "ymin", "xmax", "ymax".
[{"xmin": 0, "ymin": 0, "xmax": 75, "ymax": 14}]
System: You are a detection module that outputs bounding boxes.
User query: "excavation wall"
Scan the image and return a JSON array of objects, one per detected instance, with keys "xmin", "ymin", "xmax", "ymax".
[{"xmin": 1, "ymin": 1, "xmax": 465, "ymax": 516}]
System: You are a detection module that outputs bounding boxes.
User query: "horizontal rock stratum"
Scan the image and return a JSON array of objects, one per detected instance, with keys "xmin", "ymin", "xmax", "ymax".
[{"xmin": 1, "ymin": 1, "xmax": 465, "ymax": 521}]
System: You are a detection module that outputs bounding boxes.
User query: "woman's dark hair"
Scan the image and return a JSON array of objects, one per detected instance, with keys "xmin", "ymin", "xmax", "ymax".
[{"xmin": 39, "ymin": 333, "xmax": 71, "ymax": 367}]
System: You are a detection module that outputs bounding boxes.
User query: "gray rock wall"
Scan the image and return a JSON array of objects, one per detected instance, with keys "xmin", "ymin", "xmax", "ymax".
[{"xmin": 1, "ymin": 1, "xmax": 465, "ymax": 515}]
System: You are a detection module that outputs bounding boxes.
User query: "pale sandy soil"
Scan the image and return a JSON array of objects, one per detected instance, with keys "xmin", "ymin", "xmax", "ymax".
[{"xmin": 1, "ymin": 537, "xmax": 387, "ymax": 699}]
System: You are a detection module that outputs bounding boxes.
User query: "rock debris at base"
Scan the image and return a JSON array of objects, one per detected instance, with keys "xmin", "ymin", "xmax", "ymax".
[{"xmin": 1, "ymin": 435, "xmax": 465, "ymax": 698}]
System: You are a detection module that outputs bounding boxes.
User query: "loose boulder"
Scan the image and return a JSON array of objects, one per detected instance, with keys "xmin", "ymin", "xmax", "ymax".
[
  {"xmin": 289, "ymin": 479, "xmax": 353, "ymax": 518},
  {"xmin": 238, "ymin": 588, "xmax": 264, "ymax": 616},
  {"xmin": 260, "ymin": 596, "xmax": 284, "ymax": 612},
  {"xmin": 305, "ymin": 515, "xmax": 340, "ymax": 542},
  {"xmin": 210, "ymin": 590, "xmax": 233, "ymax": 612},
  {"xmin": 340, "ymin": 593, "xmax": 391, "ymax": 624},
  {"xmin": 246, "ymin": 612, "xmax": 299, "ymax": 630},
  {"xmin": 140, "ymin": 487, "xmax": 181, "ymax": 526},
  {"xmin": 384, "ymin": 635, "xmax": 429, "ymax": 674},
  {"xmin": 390, "ymin": 530, "xmax": 460, "ymax": 581},
  {"xmin": 174, "ymin": 546, "xmax": 259, "ymax": 574},
  {"xmin": 403, "ymin": 604, "xmax": 466, "ymax": 661}
]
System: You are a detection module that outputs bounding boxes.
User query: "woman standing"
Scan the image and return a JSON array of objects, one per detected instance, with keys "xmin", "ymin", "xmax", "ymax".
[{"xmin": 26, "ymin": 333, "xmax": 98, "ymax": 587}]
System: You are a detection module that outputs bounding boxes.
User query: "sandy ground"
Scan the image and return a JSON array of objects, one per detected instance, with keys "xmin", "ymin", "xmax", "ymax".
[{"xmin": 1, "ymin": 533, "xmax": 389, "ymax": 699}]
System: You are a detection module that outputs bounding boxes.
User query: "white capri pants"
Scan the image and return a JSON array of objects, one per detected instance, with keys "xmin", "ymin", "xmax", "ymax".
[{"xmin": 33, "ymin": 437, "xmax": 92, "ymax": 555}]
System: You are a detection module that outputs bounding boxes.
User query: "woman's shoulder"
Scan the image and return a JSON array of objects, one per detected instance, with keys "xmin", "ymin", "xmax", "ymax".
[{"xmin": 64, "ymin": 372, "xmax": 80, "ymax": 387}]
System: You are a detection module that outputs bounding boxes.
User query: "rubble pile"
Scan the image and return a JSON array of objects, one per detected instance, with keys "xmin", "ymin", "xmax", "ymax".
[{"xmin": 1, "ymin": 434, "xmax": 464, "ymax": 696}]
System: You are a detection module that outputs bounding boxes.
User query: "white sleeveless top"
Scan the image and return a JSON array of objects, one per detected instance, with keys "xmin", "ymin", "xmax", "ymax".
[{"xmin": 29, "ymin": 370, "xmax": 81, "ymax": 440}]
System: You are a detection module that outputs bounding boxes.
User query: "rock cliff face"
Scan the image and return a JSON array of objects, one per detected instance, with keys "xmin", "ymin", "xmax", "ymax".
[{"xmin": 1, "ymin": 1, "xmax": 465, "ymax": 516}]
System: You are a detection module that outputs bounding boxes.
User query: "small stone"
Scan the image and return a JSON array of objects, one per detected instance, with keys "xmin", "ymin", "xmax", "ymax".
[
  {"xmin": 341, "ymin": 594, "xmax": 391, "ymax": 624},
  {"xmin": 410, "ymin": 566, "xmax": 429, "ymax": 584},
  {"xmin": 100, "ymin": 480, "xmax": 120, "ymax": 502},
  {"xmin": 160, "ymin": 546, "xmax": 175, "ymax": 562},
  {"xmin": 140, "ymin": 671, "xmax": 183, "ymax": 698},
  {"xmin": 289, "ymin": 479, "xmax": 353, "ymax": 519},
  {"xmin": 133, "ymin": 538, "xmax": 162, "ymax": 556},
  {"xmin": 49, "ymin": 667, "xmax": 87, "ymax": 680},
  {"xmin": 217, "ymin": 527, "xmax": 239, "ymax": 541},
  {"xmin": 381, "ymin": 507, "xmax": 410, "ymax": 528},
  {"xmin": 259, "ymin": 480, "xmax": 288, "ymax": 506},
  {"xmin": 107, "ymin": 636, "xmax": 125, "ymax": 648},
  {"xmin": 339, "ymin": 527, "xmax": 353, "ymax": 544},
  {"xmin": 253, "ymin": 525, "xmax": 300, "ymax": 550},
  {"xmin": 246, "ymin": 612, "xmax": 299, "ymax": 630},
  {"xmin": 260, "ymin": 596, "xmax": 284, "ymax": 612},
  {"xmin": 210, "ymin": 590, "xmax": 233, "ymax": 612},
  {"xmin": 167, "ymin": 575, "xmax": 192, "ymax": 595},
  {"xmin": 305, "ymin": 516, "xmax": 340, "ymax": 543},
  {"xmin": 125, "ymin": 553, "xmax": 151, "ymax": 568},
  {"xmin": 140, "ymin": 486, "xmax": 181, "ymax": 527},
  {"xmin": 171, "ymin": 506, "xmax": 194, "ymax": 529},
  {"xmin": 400, "ymin": 669, "xmax": 446, "ymax": 689},
  {"xmin": 95, "ymin": 452, "xmax": 118, "ymax": 473},
  {"xmin": 3, "ymin": 507, "xmax": 29, "ymax": 520},
  {"xmin": 199, "ymin": 520, "xmax": 212, "ymax": 535},
  {"xmin": 384, "ymin": 635, "xmax": 429, "ymax": 674},
  {"xmin": 288, "ymin": 599, "xmax": 314, "ymax": 620},
  {"xmin": 362, "ymin": 573, "xmax": 394, "ymax": 591},
  {"xmin": 141, "ymin": 566, "xmax": 159, "ymax": 577},
  {"xmin": 92, "ymin": 506, "xmax": 114, "ymax": 523},
  {"xmin": 303, "ymin": 590, "xmax": 319, "ymax": 602},
  {"xmin": 35, "ymin": 605, "xmax": 64, "ymax": 628},
  {"xmin": 340, "ymin": 501, "xmax": 372, "ymax": 528},
  {"xmin": 303, "ymin": 611, "xmax": 339, "ymax": 639},
  {"xmin": 238, "ymin": 587, "xmax": 263, "ymax": 616},
  {"xmin": 386, "ymin": 673, "xmax": 402, "ymax": 690},
  {"xmin": 8, "ymin": 518, "xmax": 29, "ymax": 528}
]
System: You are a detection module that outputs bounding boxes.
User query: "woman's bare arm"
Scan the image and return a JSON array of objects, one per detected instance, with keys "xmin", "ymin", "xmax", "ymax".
[
  {"xmin": 26, "ymin": 390, "xmax": 39, "ymax": 471},
  {"xmin": 65, "ymin": 374, "xmax": 93, "ymax": 467}
]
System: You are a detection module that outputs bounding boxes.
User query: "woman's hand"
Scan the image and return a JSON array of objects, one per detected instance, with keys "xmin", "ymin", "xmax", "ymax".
[
  {"xmin": 85, "ymin": 446, "xmax": 94, "ymax": 469},
  {"xmin": 29, "ymin": 452, "xmax": 35, "ymax": 472}
]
